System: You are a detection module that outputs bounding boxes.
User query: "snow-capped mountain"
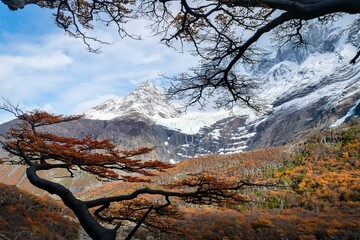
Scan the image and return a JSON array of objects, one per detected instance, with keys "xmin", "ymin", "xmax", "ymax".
[
  {"xmin": 1, "ymin": 17, "xmax": 359, "ymax": 164},
  {"xmin": 86, "ymin": 81, "xmax": 180, "ymax": 120},
  {"xmin": 85, "ymin": 80, "xmax": 258, "ymax": 135}
]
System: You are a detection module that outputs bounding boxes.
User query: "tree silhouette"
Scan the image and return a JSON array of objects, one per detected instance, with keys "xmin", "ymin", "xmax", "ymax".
[
  {"xmin": 0, "ymin": 103, "xmax": 254, "ymax": 240},
  {"xmin": 1, "ymin": 0, "xmax": 359, "ymax": 107}
]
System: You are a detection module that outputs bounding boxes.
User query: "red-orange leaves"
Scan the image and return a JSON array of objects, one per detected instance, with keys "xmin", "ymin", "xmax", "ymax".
[
  {"xmin": 138, "ymin": 160, "xmax": 172, "ymax": 172},
  {"xmin": 119, "ymin": 147, "xmax": 154, "ymax": 157},
  {"xmin": 82, "ymin": 165, "xmax": 120, "ymax": 181},
  {"xmin": 3, "ymin": 110, "xmax": 172, "ymax": 182},
  {"xmin": 18, "ymin": 110, "xmax": 82, "ymax": 127},
  {"xmin": 121, "ymin": 175, "xmax": 151, "ymax": 183},
  {"xmin": 168, "ymin": 173, "xmax": 250, "ymax": 206}
]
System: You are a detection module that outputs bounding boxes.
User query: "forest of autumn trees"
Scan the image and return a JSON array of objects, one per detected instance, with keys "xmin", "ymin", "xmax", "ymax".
[
  {"xmin": 75, "ymin": 119, "xmax": 360, "ymax": 239},
  {"xmin": 1, "ymin": 0, "xmax": 359, "ymax": 108},
  {"xmin": 0, "ymin": 103, "xmax": 263, "ymax": 240},
  {"xmin": 143, "ymin": 120, "xmax": 360, "ymax": 239}
]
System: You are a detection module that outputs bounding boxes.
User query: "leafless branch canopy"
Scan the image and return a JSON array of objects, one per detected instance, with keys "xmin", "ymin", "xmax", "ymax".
[{"xmin": 2, "ymin": 0, "xmax": 359, "ymax": 107}]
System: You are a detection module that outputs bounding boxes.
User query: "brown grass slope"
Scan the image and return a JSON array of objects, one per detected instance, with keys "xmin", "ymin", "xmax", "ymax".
[{"xmin": 0, "ymin": 183, "xmax": 79, "ymax": 240}]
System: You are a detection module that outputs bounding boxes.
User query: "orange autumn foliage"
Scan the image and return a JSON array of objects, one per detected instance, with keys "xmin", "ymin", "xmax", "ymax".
[{"xmin": 0, "ymin": 183, "xmax": 78, "ymax": 239}]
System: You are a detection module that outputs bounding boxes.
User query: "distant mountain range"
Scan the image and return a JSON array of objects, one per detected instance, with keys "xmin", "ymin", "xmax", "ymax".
[{"xmin": 1, "ymin": 17, "xmax": 359, "ymax": 165}]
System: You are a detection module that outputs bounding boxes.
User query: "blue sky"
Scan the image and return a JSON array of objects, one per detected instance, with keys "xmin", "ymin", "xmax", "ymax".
[{"xmin": 0, "ymin": 3, "xmax": 198, "ymax": 123}]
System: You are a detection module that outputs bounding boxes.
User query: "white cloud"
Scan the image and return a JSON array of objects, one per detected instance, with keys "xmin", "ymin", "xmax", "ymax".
[
  {"xmin": 0, "ymin": 19, "xmax": 199, "ymax": 123},
  {"xmin": 0, "ymin": 52, "xmax": 72, "ymax": 70}
]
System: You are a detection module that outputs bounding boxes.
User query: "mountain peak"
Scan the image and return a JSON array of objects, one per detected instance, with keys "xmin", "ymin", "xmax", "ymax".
[
  {"xmin": 127, "ymin": 81, "xmax": 162, "ymax": 101},
  {"xmin": 136, "ymin": 80, "xmax": 156, "ymax": 90},
  {"xmin": 85, "ymin": 81, "xmax": 180, "ymax": 120}
]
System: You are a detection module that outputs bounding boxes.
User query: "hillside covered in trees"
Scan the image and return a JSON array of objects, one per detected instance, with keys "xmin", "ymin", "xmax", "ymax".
[
  {"xmin": 161, "ymin": 120, "xmax": 360, "ymax": 240},
  {"xmin": 0, "ymin": 119, "xmax": 359, "ymax": 239},
  {"xmin": 78, "ymin": 119, "xmax": 360, "ymax": 239}
]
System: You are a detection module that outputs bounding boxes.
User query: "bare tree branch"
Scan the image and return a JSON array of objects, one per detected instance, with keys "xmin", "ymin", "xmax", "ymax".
[
  {"xmin": 350, "ymin": 50, "xmax": 360, "ymax": 64},
  {"xmin": 125, "ymin": 206, "xmax": 153, "ymax": 240},
  {"xmin": 1, "ymin": 0, "xmax": 359, "ymax": 107}
]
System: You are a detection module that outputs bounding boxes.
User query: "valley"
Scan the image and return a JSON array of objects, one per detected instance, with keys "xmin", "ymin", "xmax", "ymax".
[{"xmin": 1, "ymin": 119, "xmax": 358, "ymax": 239}]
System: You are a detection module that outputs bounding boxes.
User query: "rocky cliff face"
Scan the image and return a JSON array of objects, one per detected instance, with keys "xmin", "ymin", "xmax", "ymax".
[{"xmin": 0, "ymin": 17, "xmax": 359, "ymax": 165}]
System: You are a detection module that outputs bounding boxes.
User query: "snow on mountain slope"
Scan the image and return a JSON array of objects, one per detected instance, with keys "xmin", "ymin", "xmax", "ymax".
[
  {"xmin": 86, "ymin": 81, "xmax": 259, "ymax": 134},
  {"xmin": 153, "ymin": 107, "xmax": 258, "ymax": 134},
  {"xmin": 86, "ymin": 81, "xmax": 180, "ymax": 120},
  {"xmin": 260, "ymin": 43, "xmax": 360, "ymax": 110},
  {"xmin": 259, "ymin": 61, "xmax": 299, "ymax": 103}
]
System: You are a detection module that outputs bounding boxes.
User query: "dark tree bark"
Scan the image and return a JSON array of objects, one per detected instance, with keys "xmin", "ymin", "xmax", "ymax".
[
  {"xmin": 350, "ymin": 50, "xmax": 360, "ymax": 64},
  {"xmin": 26, "ymin": 166, "xmax": 117, "ymax": 240}
]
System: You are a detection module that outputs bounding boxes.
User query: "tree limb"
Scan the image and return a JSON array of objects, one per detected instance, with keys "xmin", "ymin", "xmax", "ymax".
[
  {"xmin": 26, "ymin": 165, "xmax": 117, "ymax": 240},
  {"xmin": 125, "ymin": 206, "xmax": 154, "ymax": 240},
  {"xmin": 350, "ymin": 50, "xmax": 360, "ymax": 64}
]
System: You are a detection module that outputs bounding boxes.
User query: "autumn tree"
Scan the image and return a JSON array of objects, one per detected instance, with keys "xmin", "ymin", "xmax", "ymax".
[
  {"xmin": 0, "ymin": 103, "xmax": 255, "ymax": 240},
  {"xmin": 1, "ymin": 0, "xmax": 359, "ymax": 108}
]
